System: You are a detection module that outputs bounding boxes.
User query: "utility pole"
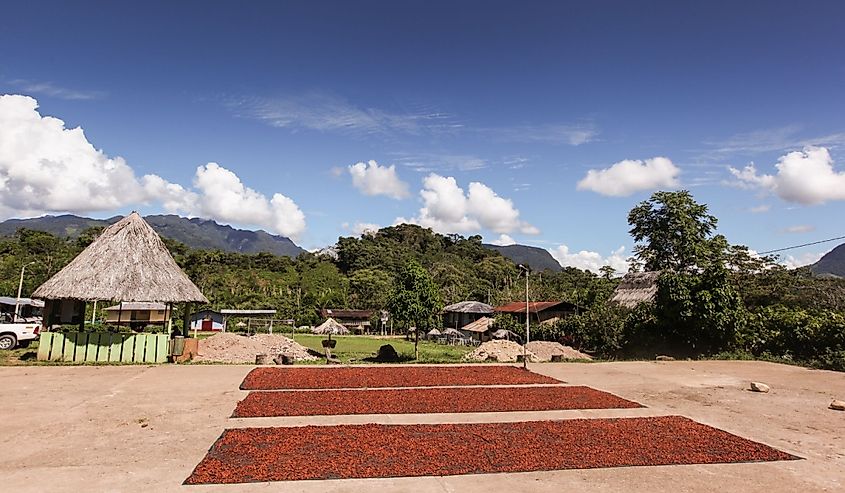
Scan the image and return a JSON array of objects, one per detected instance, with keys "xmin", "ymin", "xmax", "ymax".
[
  {"xmin": 14, "ymin": 262, "xmax": 35, "ymax": 322},
  {"xmin": 518, "ymin": 265, "xmax": 530, "ymax": 369}
]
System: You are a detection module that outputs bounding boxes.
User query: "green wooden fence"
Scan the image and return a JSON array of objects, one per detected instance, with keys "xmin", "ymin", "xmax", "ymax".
[{"xmin": 37, "ymin": 332, "xmax": 170, "ymax": 363}]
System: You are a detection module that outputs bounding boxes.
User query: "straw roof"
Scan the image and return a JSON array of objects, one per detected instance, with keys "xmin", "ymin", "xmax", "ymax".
[
  {"xmin": 610, "ymin": 271, "xmax": 660, "ymax": 308},
  {"xmin": 312, "ymin": 317, "xmax": 350, "ymax": 335},
  {"xmin": 443, "ymin": 301, "xmax": 493, "ymax": 314},
  {"xmin": 33, "ymin": 212, "xmax": 208, "ymax": 303},
  {"xmin": 460, "ymin": 316, "xmax": 493, "ymax": 333},
  {"xmin": 442, "ymin": 327, "xmax": 462, "ymax": 337},
  {"xmin": 427, "ymin": 328, "xmax": 441, "ymax": 336}
]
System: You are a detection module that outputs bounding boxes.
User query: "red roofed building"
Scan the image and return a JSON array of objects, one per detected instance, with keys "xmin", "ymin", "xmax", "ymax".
[{"xmin": 493, "ymin": 301, "xmax": 581, "ymax": 325}]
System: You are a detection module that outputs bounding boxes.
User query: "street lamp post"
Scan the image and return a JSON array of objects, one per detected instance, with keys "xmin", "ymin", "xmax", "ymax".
[
  {"xmin": 14, "ymin": 261, "xmax": 36, "ymax": 322},
  {"xmin": 518, "ymin": 264, "xmax": 530, "ymax": 369}
]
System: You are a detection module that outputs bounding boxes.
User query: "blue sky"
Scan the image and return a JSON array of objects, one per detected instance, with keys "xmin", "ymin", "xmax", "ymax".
[{"xmin": 1, "ymin": 1, "xmax": 844, "ymax": 271}]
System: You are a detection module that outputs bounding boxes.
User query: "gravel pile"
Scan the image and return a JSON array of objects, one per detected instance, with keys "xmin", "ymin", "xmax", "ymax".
[
  {"xmin": 464, "ymin": 340, "xmax": 539, "ymax": 363},
  {"xmin": 525, "ymin": 341, "xmax": 593, "ymax": 361},
  {"xmin": 195, "ymin": 333, "xmax": 317, "ymax": 363}
]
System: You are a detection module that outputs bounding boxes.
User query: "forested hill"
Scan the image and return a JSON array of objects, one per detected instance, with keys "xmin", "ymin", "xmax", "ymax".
[
  {"xmin": 811, "ymin": 243, "xmax": 845, "ymax": 278},
  {"xmin": 483, "ymin": 244, "xmax": 562, "ymax": 272},
  {"xmin": 0, "ymin": 214, "xmax": 305, "ymax": 258}
]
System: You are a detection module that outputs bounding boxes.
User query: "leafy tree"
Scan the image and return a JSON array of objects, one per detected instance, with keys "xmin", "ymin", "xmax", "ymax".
[
  {"xmin": 628, "ymin": 190, "xmax": 719, "ymax": 272},
  {"xmin": 388, "ymin": 260, "xmax": 442, "ymax": 359}
]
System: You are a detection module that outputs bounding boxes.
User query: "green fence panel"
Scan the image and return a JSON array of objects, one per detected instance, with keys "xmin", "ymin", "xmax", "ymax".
[
  {"xmin": 121, "ymin": 334, "xmax": 135, "ymax": 363},
  {"xmin": 63, "ymin": 333, "xmax": 78, "ymax": 361},
  {"xmin": 74, "ymin": 332, "xmax": 89, "ymax": 363},
  {"xmin": 48, "ymin": 332, "xmax": 66, "ymax": 361},
  {"xmin": 133, "ymin": 334, "xmax": 146, "ymax": 362},
  {"xmin": 109, "ymin": 334, "xmax": 124, "ymax": 362},
  {"xmin": 84, "ymin": 333, "xmax": 100, "ymax": 361},
  {"xmin": 37, "ymin": 333, "xmax": 53, "ymax": 361},
  {"xmin": 96, "ymin": 334, "xmax": 111, "ymax": 362},
  {"xmin": 142, "ymin": 334, "xmax": 157, "ymax": 363},
  {"xmin": 154, "ymin": 334, "xmax": 169, "ymax": 363}
]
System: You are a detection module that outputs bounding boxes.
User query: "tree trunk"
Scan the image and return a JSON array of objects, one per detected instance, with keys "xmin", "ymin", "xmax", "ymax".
[{"xmin": 414, "ymin": 328, "xmax": 419, "ymax": 360}]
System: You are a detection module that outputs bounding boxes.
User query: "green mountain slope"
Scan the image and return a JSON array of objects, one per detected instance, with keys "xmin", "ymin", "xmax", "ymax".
[{"xmin": 483, "ymin": 244, "xmax": 562, "ymax": 272}]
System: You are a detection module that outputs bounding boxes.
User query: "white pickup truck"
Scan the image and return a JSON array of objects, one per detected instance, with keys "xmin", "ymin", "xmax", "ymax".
[{"xmin": 0, "ymin": 323, "xmax": 40, "ymax": 350}]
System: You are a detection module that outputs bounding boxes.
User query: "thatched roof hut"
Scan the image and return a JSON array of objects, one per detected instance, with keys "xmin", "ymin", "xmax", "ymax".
[
  {"xmin": 312, "ymin": 317, "xmax": 350, "ymax": 335},
  {"xmin": 610, "ymin": 271, "xmax": 660, "ymax": 308},
  {"xmin": 33, "ymin": 212, "xmax": 207, "ymax": 303}
]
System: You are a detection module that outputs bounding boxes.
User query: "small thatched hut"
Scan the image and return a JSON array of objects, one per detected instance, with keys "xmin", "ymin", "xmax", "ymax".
[
  {"xmin": 33, "ymin": 212, "xmax": 207, "ymax": 332},
  {"xmin": 610, "ymin": 271, "xmax": 660, "ymax": 308},
  {"xmin": 312, "ymin": 317, "xmax": 350, "ymax": 335}
]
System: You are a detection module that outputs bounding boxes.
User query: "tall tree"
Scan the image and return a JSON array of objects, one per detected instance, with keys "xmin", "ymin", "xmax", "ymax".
[
  {"xmin": 627, "ymin": 190, "xmax": 719, "ymax": 272},
  {"xmin": 388, "ymin": 260, "xmax": 442, "ymax": 359}
]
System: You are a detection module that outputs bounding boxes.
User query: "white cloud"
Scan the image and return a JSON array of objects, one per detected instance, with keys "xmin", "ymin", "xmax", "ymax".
[
  {"xmin": 781, "ymin": 251, "xmax": 824, "ymax": 269},
  {"xmin": 0, "ymin": 94, "xmax": 306, "ymax": 239},
  {"xmin": 781, "ymin": 224, "xmax": 815, "ymax": 234},
  {"xmin": 348, "ymin": 160, "xmax": 410, "ymax": 199},
  {"xmin": 550, "ymin": 245, "xmax": 629, "ymax": 275},
  {"xmin": 749, "ymin": 204, "xmax": 771, "ymax": 213},
  {"xmin": 8, "ymin": 79, "xmax": 104, "ymax": 100},
  {"xmin": 729, "ymin": 147, "xmax": 845, "ymax": 205},
  {"xmin": 342, "ymin": 221, "xmax": 380, "ymax": 236},
  {"xmin": 396, "ymin": 174, "xmax": 538, "ymax": 235},
  {"xmin": 490, "ymin": 234, "xmax": 516, "ymax": 246},
  {"xmin": 577, "ymin": 157, "xmax": 680, "ymax": 197},
  {"xmin": 488, "ymin": 123, "xmax": 599, "ymax": 146}
]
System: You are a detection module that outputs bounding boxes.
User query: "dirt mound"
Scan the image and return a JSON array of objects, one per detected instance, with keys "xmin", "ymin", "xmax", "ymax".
[
  {"xmin": 525, "ymin": 341, "xmax": 592, "ymax": 361},
  {"xmin": 195, "ymin": 333, "xmax": 317, "ymax": 363},
  {"xmin": 464, "ymin": 340, "xmax": 539, "ymax": 363}
]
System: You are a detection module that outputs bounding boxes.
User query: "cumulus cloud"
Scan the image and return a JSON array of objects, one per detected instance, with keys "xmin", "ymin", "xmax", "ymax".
[
  {"xmin": 490, "ymin": 234, "xmax": 516, "ymax": 246},
  {"xmin": 348, "ymin": 160, "xmax": 410, "ymax": 199},
  {"xmin": 781, "ymin": 251, "xmax": 824, "ymax": 269},
  {"xmin": 0, "ymin": 94, "xmax": 306, "ymax": 238},
  {"xmin": 396, "ymin": 174, "xmax": 538, "ymax": 235},
  {"xmin": 549, "ymin": 245, "xmax": 629, "ymax": 275},
  {"xmin": 577, "ymin": 157, "xmax": 680, "ymax": 197},
  {"xmin": 729, "ymin": 147, "xmax": 845, "ymax": 205},
  {"xmin": 342, "ymin": 221, "xmax": 380, "ymax": 236}
]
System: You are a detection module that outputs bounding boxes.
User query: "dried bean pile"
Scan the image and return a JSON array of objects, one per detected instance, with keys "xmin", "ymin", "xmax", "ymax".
[
  {"xmin": 240, "ymin": 365, "xmax": 561, "ymax": 390},
  {"xmin": 233, "ymin": 386, "xmax": 641, "ymax": 417},
  {"xmin": 185, "ymin": 416, "xmax": 797, "ymax": 484}
]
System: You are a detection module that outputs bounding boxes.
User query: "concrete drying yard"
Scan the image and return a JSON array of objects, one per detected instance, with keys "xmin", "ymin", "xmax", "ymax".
[{"xmin": 0, "ymin": 361, "xmax": 842, "ymax": 492}]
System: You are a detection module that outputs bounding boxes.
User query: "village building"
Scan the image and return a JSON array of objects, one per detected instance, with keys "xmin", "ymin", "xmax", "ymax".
[
  {"xmin": 610, "ymin": 271, "xmax": 660, "ymax": 308},
  {"xmin": 442, "ymin": 301, "xmax": 493, "ymax": 330},
  {"xmin": 33, "ymin": 212, "xmax": 208, "ymax": 334},
  {"xmin": 458, "ymin": 316, "xmax": 493, "ymax": 343},
  {"xmin": 104, "ymin": 302, "xmax": 171, "ymax": 328},
  {"xmin": 319, "ymin": 308, "xmax": 373, "ymax": 334},
  {"xmin": 190, "ymin": 309, "xmax": 225, "ymax": 331},
  {"xmin": 0, "ymin": 296, "xmax": 44, "ymax": 322},
  {"xmin": 494, "ymin": 301, "xmax": 580, "ymax": 325}
]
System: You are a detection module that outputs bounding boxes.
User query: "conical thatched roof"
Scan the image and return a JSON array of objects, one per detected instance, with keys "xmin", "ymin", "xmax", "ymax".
[
  {"xmin": 610, "ymin": 271, "xmax": 660, "ymax": 308},
  {"xmin": 33, "ymin": 212, "xmax": 208, "ymax": 303},
  {"xmin": 312, "ymin": 317, "xmax": 350, "ymax": 335}
]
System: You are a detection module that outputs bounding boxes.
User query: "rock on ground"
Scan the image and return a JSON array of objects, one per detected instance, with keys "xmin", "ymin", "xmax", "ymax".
[
  {"xmin": 525, "ymin": 341, "xmax": 592, "ymax": 361},
  {"xmin": 465, "ymin": 340, "xmax": 539, "ymax": 363},
  {"xmin": 750, "ymin": 382, "xmax": 771, "ymax": 393},
  {"xmin": 830, "ymin": 399, "xmax": 845, "ymax": 411},
  {"xmin": 195, "ymin": 333, "xmax": 317, "ymax": 363}
]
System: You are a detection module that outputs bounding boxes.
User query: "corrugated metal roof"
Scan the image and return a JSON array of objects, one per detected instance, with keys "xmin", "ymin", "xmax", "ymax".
[
  {"xmin": 0, "ymin": 296, "xmax": 44, "ymax": 308},
  {"xmin": 460, "ymin": 316, "xmax": 493, "ymax": 333},
  {"xmin": 494, "ymin": 301, "xmax": 577, "ymax": 313},
  {"xmin": 220, "ymin": 309, "xmax": 277, "ymax": 315},
  {"xmin": 320, "ymin": 309, "xmax": 373, "ymax": 319}
]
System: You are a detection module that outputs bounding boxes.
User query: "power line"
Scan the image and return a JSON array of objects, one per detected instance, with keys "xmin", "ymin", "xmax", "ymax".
[{"xmin": 758, "ymin": 235, "xmax": 845, "ymax": 255}]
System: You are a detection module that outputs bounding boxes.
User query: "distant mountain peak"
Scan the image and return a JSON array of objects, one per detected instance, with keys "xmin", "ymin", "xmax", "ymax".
[
  {"xmin": 810, "ymin": 243, "xmax": 845, "ymax": 278},
  {"xmin": 483, "ymin": 243, "xmax": 562, "ymax": 272}
]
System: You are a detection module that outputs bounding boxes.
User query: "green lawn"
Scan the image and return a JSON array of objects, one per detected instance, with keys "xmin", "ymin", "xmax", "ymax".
[
  {"xmin": 0, "ymin": 343, "xmax": 39, "ymax": 365},
  {"xmin": 290, "ymin": 334, "xmax": 474, "ymax": 364}
]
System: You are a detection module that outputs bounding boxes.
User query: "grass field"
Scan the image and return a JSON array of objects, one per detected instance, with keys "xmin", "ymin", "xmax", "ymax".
[{"xmin": 290, "ymin": 334, "xmax": 474, "ymax": 364}]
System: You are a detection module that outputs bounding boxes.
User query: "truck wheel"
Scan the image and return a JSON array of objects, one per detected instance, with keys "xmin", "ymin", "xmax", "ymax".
[
  {"xmin": 0, "ymin": 334, "xmax": 17, "ymax": 350},
  {"xmin": 18, "ymin": 340, "xmax": 31, "ymax": 348}
]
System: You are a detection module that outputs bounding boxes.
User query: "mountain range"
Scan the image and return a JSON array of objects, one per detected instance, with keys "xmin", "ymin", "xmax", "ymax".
[
  {"xmin": 810, "ymin": 243, "xmax": 845, "ymax": 278},
  {"xmin": 0, "ymin": 214, "xmax": 306, "ymax": 258},
  {"xmin": 0, "ymin": 214, "xmax": 565, "ymax": 270}
]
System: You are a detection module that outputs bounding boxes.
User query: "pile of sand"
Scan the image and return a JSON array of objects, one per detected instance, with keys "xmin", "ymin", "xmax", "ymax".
[
  {"xmin": 195, "ymin": 333, "xmax": 317, "ymax": 363},
  {"xmin": 525, "ymin": 341, "xmax": 592, "ymax": 361},
  {"xmin": 464, "ymin": 340, "xmax": 539, "ymax": 363}
]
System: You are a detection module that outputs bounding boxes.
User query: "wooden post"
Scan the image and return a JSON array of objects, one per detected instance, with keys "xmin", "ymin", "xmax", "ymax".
[{"xmin": 182, "ymin": 302, "xmax": 192, "ymax": 338}]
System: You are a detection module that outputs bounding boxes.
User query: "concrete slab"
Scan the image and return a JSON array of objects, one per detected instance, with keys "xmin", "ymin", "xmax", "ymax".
[{"xmin": 0, "ymin": 361, "xmax": 842, "ymax": 492}]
